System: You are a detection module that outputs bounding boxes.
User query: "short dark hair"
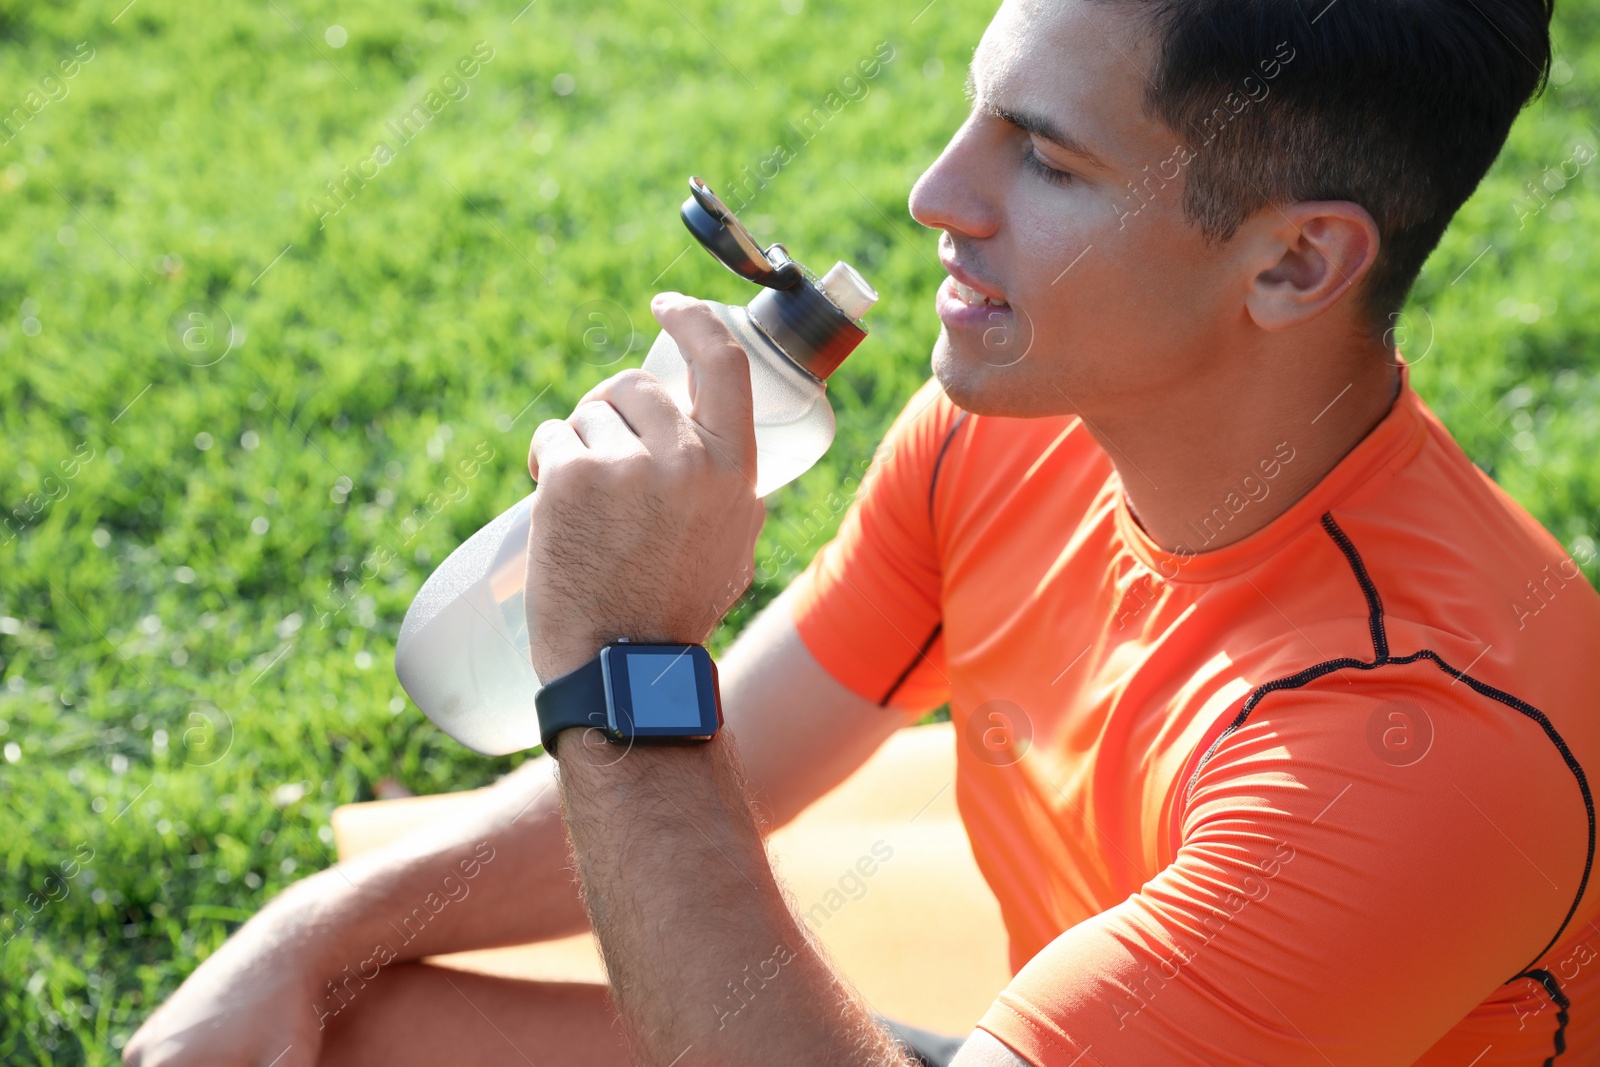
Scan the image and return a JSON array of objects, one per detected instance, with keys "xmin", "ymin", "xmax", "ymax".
[{"xmin": 1110, "ymin": 0, "xmax": 1553, "ymax": 328}]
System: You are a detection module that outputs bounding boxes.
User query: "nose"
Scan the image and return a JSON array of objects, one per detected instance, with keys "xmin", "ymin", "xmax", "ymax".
[{"xmin": 908, "ymin": 115, "xmax": 1002, "ymax": 241}]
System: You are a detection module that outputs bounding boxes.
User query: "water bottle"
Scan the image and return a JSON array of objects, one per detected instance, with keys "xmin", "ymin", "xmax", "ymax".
[{"xmin": 395, "ymin": 177, "xmax": 879, "ymax": 754}]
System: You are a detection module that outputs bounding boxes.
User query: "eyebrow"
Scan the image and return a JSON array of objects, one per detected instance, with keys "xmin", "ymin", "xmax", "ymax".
[{"xmin": 964, "ymin": 65, "xmax": 1111, "ymax": 172}]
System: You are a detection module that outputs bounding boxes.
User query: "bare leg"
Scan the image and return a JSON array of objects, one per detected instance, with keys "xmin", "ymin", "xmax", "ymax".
[{"xmin": 318, "ymin": 963, "xmax": 633, "ymax": 1067}]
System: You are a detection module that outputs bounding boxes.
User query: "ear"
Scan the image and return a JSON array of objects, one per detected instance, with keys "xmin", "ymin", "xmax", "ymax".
[{"xmin": 1242, "ymin": 201, "xmax": 1380, "ymax": 331}]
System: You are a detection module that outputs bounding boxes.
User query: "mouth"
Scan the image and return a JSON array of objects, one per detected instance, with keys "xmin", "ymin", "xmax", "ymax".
[
  {"xmin": 948, "ymin": 277, "xmax": 1010, "ymax": 309},
  {"xmin": 936, "ymin": 271, "xmax": 1015, "ymax": 332}
]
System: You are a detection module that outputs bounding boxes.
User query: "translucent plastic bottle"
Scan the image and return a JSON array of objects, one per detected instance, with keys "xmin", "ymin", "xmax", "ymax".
[{"xmin": 395, "ymin": 178, "xmax": 878, "ymax": 754}]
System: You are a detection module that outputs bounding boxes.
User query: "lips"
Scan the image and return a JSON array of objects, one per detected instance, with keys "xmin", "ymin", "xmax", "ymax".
[
  {"xmin": 936, "ymin": 277, "xmax": 1014, "ymax": 334},
  {"xmin": 938, "ymin": 252, "xmax": 1009, "ymax": 308}
]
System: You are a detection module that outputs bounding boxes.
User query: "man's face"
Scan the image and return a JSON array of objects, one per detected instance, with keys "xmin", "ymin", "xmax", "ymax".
[{"xmin": 909, "ymin": 0, "xmax": 1242, "ymax": 418}]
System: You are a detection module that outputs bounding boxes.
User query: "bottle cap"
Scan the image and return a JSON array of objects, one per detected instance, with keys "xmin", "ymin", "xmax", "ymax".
[
  {"xmin": 677, "ymin": 177, "xmax": 874, "ymax": 382},
  {"xmin": 748, "ymin": 269, "xmax": 869, "ymax": 382}
]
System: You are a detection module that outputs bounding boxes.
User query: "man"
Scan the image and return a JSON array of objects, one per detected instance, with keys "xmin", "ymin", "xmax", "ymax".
[{"xmin": 128, "ymin": 0, "xmax": 1600, "ymax": 1062}]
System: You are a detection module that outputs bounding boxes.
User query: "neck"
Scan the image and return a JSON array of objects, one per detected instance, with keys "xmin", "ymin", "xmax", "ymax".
[{"xmin": 1088, "ymin": 336, "xmax": 1403, "ymax": 556}]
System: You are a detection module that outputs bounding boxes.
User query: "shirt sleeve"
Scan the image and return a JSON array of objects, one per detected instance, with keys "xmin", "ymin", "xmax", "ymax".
[
  {"xmin": 975, "ymin": 669, "xmax": 1591, "ymax": 1065},
  {"xmin": 786, "ymin": 375, "xmax": 964, "ymax": 716}
]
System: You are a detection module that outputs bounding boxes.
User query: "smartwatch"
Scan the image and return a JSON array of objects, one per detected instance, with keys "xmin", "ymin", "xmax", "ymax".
[{"xmin": 534, "ymin": 640, "xmax": 723, "ymax": 758}]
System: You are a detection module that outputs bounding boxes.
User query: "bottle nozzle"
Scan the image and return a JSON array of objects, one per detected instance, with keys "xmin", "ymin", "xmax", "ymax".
[{"xmin": 818, "ymin": 261, "xmax": 878, "ymax": 323}]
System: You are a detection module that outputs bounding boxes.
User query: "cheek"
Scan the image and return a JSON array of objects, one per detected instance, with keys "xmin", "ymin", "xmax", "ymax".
[
  {"xmin": 1009, "ymin": 200, "xmax": 1125, "ymax": 331},
  {"xmin": 1109, "ymin": 204, "xmax": 1219, "ymax": 318},
  {"xmin": 1007, "ymin": 197, "xmax": 1098, "ymax": 304},
  {"xmin": 1012, "ymin": 201, "xmax": 1218, "ymax": 384}
]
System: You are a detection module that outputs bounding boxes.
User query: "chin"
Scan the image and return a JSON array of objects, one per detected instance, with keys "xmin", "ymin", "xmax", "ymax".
[{"xmin": 931, "ymin": 337, "xmax": 1063, "ymax": 418}]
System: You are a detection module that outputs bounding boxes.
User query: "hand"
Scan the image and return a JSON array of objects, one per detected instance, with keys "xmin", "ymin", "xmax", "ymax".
[
  {"xmin": 525, "ymin": 292, "xmax": 766, "ymax": 681},
  {"xmin": 123, "ymin": 895, "xmax": 328, "ymax": 1067}
]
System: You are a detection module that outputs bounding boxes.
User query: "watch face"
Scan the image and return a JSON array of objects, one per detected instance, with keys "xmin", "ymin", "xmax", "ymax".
[{"xmin": 601, "ymin": 644, "xmax": 721, "ymax": 741}]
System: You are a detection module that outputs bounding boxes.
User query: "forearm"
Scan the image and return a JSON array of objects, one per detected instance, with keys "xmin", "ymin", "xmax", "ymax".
[
  {"xmin": 555, "ymin": 728, "xmax": 917, "ymax": 1067},
  {"xmin": 270, "ymin": 754, "xmax": 590, "ymax": 977}
]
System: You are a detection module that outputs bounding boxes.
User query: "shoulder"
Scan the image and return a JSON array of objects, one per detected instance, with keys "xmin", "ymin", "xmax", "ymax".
[
  {"xmin": 1181, "ymin": 663, "xmax": 1592, "ymax": 971},
  {"xmin": 1338, "ymin": 391, "xmax": 1600, "ymax": 677}
]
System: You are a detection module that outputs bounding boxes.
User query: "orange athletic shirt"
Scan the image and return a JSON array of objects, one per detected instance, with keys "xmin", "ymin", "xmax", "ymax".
[{"xmin": 787, "ymin": 360, "xmax": 1600, "ymax": 1065}]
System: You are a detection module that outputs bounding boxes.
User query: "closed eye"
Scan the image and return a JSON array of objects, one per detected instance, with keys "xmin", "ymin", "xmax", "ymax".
[{"xmin": 1022, "ymin": 141, "xmax": 1075, "ymax": 186}]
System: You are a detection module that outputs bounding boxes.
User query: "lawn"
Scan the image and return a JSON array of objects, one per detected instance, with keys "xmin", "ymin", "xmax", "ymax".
[{"xmin": 1, "ymin": 0, "xmax": 1597, "ymax": 1062}]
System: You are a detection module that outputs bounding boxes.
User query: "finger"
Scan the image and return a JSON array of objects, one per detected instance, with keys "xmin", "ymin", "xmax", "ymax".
[
  {"xmin": 568, "ymin": 399, "xmax": 649, "ymax": 458},
  {"xmin": 528, "ymin": 417, "xmax": 585, "ymax": 483},
  {"xmin": 574, "ymin": 370, "xmax": 686, "ymax": 453},
  {"xmin": 650, "ymin": 292, "xmax": 756, "ymax": 476}
]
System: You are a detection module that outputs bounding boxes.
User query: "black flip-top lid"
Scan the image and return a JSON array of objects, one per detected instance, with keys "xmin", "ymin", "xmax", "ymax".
[
  {"xmin": 677, "ymin": 176, "xmax": 870, "ymax": 381},
  {"xmin": 679, "ymin": 176, "xmax": 804, "ymax": 290}
]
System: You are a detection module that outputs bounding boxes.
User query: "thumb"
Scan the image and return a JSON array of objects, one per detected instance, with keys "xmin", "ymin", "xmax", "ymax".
[{"xmin": 651, "ymin": 292, "xmax": 756, "ymax": 477}]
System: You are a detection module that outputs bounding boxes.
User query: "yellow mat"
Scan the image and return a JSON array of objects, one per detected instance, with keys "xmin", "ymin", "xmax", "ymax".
[{"xmin": 331, "ymin": 722, "xmax": 1011, "ymax": 1035}]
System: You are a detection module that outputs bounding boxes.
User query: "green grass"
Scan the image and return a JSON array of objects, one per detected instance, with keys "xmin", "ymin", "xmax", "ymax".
[{"xmin": 1, "ymin": 0, "xmax": 1597, "ymax": 1062}]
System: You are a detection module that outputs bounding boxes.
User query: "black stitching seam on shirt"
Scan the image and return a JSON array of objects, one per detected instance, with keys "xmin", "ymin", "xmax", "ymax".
[
  {"xmin": 1525, "ymin": 969, "xmax": 1573, "ymax": 1065},
  {"xmin": 877, "ymin": 410, "xmax": 971, "ymax": 708},
  {"xmin": 927, "ymin": 410, "xmax": 971, "ymax": 528},
  {"xmin": 1179, "ymin": 512, "xmax": 1594, "ymax": 1061},
  {"xmin": 878, "ymin": 622, "xmax": 943, "ymax": 708}
]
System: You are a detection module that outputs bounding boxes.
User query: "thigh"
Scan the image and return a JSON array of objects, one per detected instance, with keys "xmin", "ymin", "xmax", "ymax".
[{"xmin": 318, "ymin": 963, "xmax": 632, "ymax": 1067}]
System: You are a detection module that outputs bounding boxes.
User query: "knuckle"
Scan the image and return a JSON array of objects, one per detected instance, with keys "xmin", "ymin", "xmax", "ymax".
[
  {"xmin": 614, "ymin": 449, "xmax": 654, "ymax": 482},
  {"xmin": 607, "ymin": 367, "xmax": 656, "ymax": 391},
  {"xmin": 564, "ymin": 452, "xmax": 604, "ymax": 480},
  {"xmin": 606, "ymin": 368, "xmax": 678, "ymax": 415},
  {"xmin": 537, "ymin": 455, "xmax": 586, "ymax": 493}
]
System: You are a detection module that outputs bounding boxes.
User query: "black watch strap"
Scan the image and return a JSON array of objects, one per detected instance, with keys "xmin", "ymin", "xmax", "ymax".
[{"xmin": 534, "ymin": 653, "xmax": 610, "ymax": 758}]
